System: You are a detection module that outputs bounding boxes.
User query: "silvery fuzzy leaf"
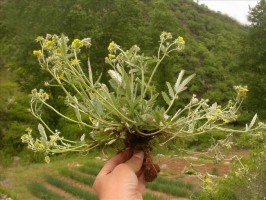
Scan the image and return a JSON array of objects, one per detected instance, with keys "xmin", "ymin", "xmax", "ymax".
[
  {"xmin": 80, "ymin": 134, "xmax": 85, "ymax": 142},
  {"xmin": 38, "ymin": 123, "xmax": 47, "ymax": 141},
  {"xmin": 166, "ymin": 82, "xmax": 174, "ymax": 98},
  {"xmin": 106, "ymin": 139, "xmax": 116, "ymax": 145},
  {"xmin": 115, "ymin": 63, "xmax": 122, "ymax": 74},
  {"xmin": 176, "ymin": 73, "xmax": 195, "ymax": 94},
  {"xmin": 248, "ymin": 114, "xmax": 257, "ymax": 130},
  {"xmin": 87, "ymin": 58, "xmax": 94, "ymax": 85},
  {"xmin": 174, "ymin": 70, "xmax": 185, "ymax": 92},
  {"xmin": 108, "ymin": 70, "xmax": 122, "ymax": 85}
]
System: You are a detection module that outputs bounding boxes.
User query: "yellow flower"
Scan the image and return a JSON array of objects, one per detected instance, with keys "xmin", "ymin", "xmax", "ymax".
[
  {"xmin": 108, "ymin": 41, "xmax": 115, "ymax": 51},
  {"xmin": 162, "ymin": 31, "xmax": 168, "ymax": 36},
  {"xmin": 72, "ymin": 39, "xmax": 84, "ymax": 48},
  {"xmin": 21, "ymin": 134, "xmax": 29, "ymax": 140},
  {"xmin": 238, "ymin": 86, "xmax": 249, "ymax": 97},
  {"xmin": 35, "ymin": 36, "xmax": 43, "ymax": 42},
  {"xmin": 205, "ymin": 185, "xmax": 212, "ymax": 191},
  {"xmin": 36, "ymin": 141, "xmax": 44, "ymax": 149},
  {"xmin": 216, "ymin": 109, "xmax": 222, "ymax": 113},
  {"xmin": 44, "ymin": 40, "xmax": 54, "ymax": 48},
  {"xmin": 207, "ymin": 115, "xmax": 216, "ymax": 121},
  {"xmin": 108, "ymin": 54, "xmax": 116, "ymax": 59},
  {"xmin": 205, "ymin": 177, "xmax": 212, "ymax": 183},
  {"xmin": 59, "ymin": 72, "xmax": 64, "ymax": 79},
  {"xmin": 242, "ymin": 86, "xmax": 248, "ymax": 92},
  {"xmin": 25, "ymin": 127, "xmax": 32, "ymax": 132},
  {"xmin": 44, "ymin": 93, "xmax": 49, "ymax": 100},
  {"xmin": 177, "ymin": 36, "xmax": 185, "ymax": 43},
  {"xmin": 33, "ymin": 50, "xmax": 42, "ymax": 57},
  {"xmin": 72, "ymin": 59, "xmax": 79, "ymax": 65}
]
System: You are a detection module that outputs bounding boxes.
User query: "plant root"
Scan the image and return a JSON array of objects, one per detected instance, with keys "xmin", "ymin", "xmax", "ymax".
[{"xmin": 124, "ymin": 133, "xmax": 160, "ymax": 182}]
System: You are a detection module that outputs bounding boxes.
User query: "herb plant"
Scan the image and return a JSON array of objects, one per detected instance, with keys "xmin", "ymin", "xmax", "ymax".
[{"xmin": 21, "ymin": 32, "xmax": 266, "ymax": 181}]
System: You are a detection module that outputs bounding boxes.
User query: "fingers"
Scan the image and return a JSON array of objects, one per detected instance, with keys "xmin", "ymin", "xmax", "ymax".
[
  {"xmin": 98, "ymin": 150, "xmax": 131, "ymax": 176},
  {"xmin": 125, "ymin": 151, "xmax": 144, "ymax": 173},
  {"xmin": 138, "ymin": 172, "xmax": 147, "ymax": 194}
]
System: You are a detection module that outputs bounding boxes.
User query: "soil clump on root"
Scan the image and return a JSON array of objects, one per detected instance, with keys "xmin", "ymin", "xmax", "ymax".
[{"xmin": 124, "ymin": 133, "xmax": 160, "ymax": 182}]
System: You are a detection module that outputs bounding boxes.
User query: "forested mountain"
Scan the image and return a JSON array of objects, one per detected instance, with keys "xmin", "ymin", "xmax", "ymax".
[{"xmin": 0, "ymin": 0, "xmax": 258, "ymax": 156}]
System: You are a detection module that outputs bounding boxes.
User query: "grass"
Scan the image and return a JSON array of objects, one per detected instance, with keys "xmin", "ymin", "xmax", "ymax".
[
  {"xmin": 45, "ymin": 174, "xmax": 97, "ymax": 200},
  {"xmin": 77, "ymin": 165, "xmax": 101, "ymax": 176},
  {"xmin": 143, "ymin": 192, "xmax": 163, "ymax": 200},
  {"xmin": 147, "ymin": 176, "xmax": 195, "ymax": 198},
  {"xmin": 1, "ymin": 153, "xmax": 99, "ymax": 199},
  {"xmin": 27, "ymin": 182, "xmax": 67, "ymax": 200},
  {"xmin": 0, "ymin": 186, "xmax": 17, "ymax": 200},
  {"xmin": 59, "ymin": 168, "xmax": 95, "ymax": 186},
  {"xmin": 2, "ymin": 151, "xmax": 201, "ymax": 200}
]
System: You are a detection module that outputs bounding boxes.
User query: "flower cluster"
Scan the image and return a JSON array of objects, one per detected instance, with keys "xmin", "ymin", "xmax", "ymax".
[{"xmin": 234, "ymin": 85, "xmax": 249, "ymax": 97}]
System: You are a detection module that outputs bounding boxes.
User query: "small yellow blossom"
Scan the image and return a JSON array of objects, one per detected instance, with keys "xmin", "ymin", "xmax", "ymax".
[
  {"xmin": 72, "ymin": 59, "xmax": 79, "ymax": 65},
  {"xmin": 25, "ymin": 127, "xmax": 32, "ymax": 132},
  {"xmin": 44, "ymin": 40, "xmax": 55, "ymax": 48},
  {"xmin": 21, "ymin": 134, "xmax": 29, "ymax": 140},
  {"xmin": 242, "ymin": 86, "xmax": 248, "ymax": 92},
  {"xmin": 44, "ymin": 93, "xmax": 49, "ymax": 100},
  {"xmin": 36, "ymin": 141, "xmax": 44, "ymax": 149},
  {"xmin": 72, "ymin": 39, "xmax": 84, "ymax": 48},
  {"xmin": 162, "ymin": 31, "xmax": 168, "ymax": 36},
  {"xmin": 205, "ymin": 185, "xmax": 212, "ymax": 191},
  {"xmin": 238, "ymin": 86, "xmax": 248, "ymax": 97},
  {"xmin": 177, "ymin": 36, "xmax": 185, "ymax": 43},
  {"xmin": 216, "ymin": 109, "xmax": 222, "ymax": 113},
  {"xmin": 108, "ymin": 41, "xmax": 115, "ymax": 51},
  {"xmin": 35, "ymin": 36, "xmax": 43, "ymax": 42},
  {"xmin": 205, "ymin": 177, "xmax": 212, "ymax": 183},
  {"xmin": 59, "ymin": 72, "xmax": 64, "ymax": 79},
  {"xmin": 207, "ymin": 115, "xmax": 216, "ymax": 121},
  {"xmin": 108, "ymin": 54, "xmax": 116, "ymax": 59},
  {"xmin": 222, "ymin": 118, "xmax": 229, "ymax": 123},
  {"xmin": 33, "ymin": 50, "xmax": 42, "ymax": 57}
]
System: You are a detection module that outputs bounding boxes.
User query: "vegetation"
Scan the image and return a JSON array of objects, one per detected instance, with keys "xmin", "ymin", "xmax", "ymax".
[
  {"xmin": 0, "ymin": 0, "xmax": 254, "ymax": 159},
  {"xmin": 0, "ymin": 0, "xmax": 266, "ymax": 198},
  {"xmin": 27, "ymin": 182, "xmax": 67, "ymax": 200},
  {"xmin": 25, "ymin": 158, "xmax": 199, "ymax": 200},
  {"xmin": 45, "ymin": 174, "xmax": 97, "ymax": 200},
  {"xmin": 238, "ymin": 0, "xmax": 266, "ymax": 119}
]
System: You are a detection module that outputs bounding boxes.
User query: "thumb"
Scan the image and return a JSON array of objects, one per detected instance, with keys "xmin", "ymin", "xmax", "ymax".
[{"xmin": 125, "ymin": 151, "xmax": 144, "ymax": 173}]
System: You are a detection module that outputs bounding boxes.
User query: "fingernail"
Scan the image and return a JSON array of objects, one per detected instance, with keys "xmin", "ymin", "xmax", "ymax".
[{"xmin": 134, "ymin": 151, "xmax": 144, "ymax": 159}]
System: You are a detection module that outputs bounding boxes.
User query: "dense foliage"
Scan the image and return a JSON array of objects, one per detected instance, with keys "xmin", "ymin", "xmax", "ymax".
[{"xmin": 238, "ymin": 0, "xmax": 266, "ymax": 119}]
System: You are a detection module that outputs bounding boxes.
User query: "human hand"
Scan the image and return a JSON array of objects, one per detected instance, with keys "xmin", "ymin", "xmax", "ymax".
[{"xmin": 93, "ymin": 150, "xmax": 146, "ymax": 200}]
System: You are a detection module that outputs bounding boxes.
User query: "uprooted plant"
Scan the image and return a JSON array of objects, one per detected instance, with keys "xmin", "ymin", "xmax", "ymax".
[{"xmin": 21, "ymin": 32, "xmax": 266, "ymax": 182}]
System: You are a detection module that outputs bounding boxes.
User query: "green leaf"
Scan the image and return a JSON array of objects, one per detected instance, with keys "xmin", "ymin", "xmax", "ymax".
[
  {"xmin": 166, "ymin": 82, "xmax": 174, "ymax": 98},
  {"xmin": 162, "ymin": 91, "xmax": 171, "ymax": 105}
]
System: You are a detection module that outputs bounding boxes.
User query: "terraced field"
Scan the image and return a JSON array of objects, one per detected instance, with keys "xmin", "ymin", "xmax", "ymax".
[{"xmin": 27, "ymin": 160, "xmax": 199, "ymax": 200}]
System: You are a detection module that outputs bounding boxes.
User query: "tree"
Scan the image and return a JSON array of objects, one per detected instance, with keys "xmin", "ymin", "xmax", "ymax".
[{"xmin": 238, "ymin": 0, "xmax": 266, "ymax": 119}]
